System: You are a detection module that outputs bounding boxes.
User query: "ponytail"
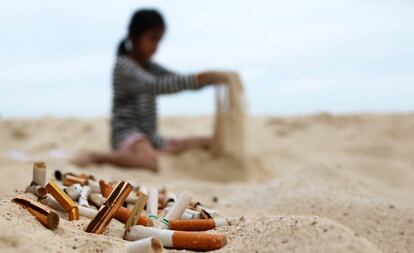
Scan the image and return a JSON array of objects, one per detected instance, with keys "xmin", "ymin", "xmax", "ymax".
[{"xmin": 117, "ymin": 38, "xmax": 128, "ymax": 56}]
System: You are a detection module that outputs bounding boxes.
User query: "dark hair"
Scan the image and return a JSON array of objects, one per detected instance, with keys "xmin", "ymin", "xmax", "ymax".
[{"xmin": 117, "ymin": 9, "xmax": 166, "ymax": 56}]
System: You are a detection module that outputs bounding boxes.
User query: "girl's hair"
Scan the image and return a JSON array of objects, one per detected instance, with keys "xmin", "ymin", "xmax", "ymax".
[{"xmin": 117, "ymin": 9, "xmax": 166, "ymax": 56}]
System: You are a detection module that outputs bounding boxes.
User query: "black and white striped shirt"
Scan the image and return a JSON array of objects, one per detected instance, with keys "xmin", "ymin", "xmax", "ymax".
[{"xmin": 111, "ymin": 56, "xmax": 198, "ymax": 150}]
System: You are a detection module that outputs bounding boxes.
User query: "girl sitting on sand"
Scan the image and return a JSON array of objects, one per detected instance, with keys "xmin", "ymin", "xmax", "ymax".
[{"xmin": 74, "ymin": 9, "xmax": 227, "ymax": 171}]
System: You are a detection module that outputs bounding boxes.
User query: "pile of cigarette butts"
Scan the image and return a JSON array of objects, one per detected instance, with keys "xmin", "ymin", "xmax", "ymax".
[{"xmin": 12, "ymin": 161, "xmax": 229, "ymax": 252}]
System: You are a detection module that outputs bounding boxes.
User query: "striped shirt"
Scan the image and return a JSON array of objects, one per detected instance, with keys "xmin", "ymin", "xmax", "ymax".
[{"xmin": 111, "ymin": 56, "xmax": 199, "ymax": 150}]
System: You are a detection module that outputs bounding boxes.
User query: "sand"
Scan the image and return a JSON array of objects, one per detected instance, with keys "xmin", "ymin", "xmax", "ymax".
[
  {"xmin": 211, "ymin": 72, "xmax": 246, "ymax": 160},
  {"xmin": 0, "ymin": 113, "xmax": 414, "ymax": 252}
]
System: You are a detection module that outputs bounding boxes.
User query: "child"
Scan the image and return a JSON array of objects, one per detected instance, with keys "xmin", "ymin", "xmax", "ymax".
[{"xmin": 73, "ymin": 9, "xmax": 228, "ymax": 171}]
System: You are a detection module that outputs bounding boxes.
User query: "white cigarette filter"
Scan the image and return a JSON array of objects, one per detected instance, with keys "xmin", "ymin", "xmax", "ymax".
[
  {"xmin": 40, "ymin": 195, "xmax": 65, "ymax": 212},
  {"xmin": 32, "ymin": 161, "xmax": 47, "ymax": 186},
  {"xmin": 147, "ymin": 188, "xmax": 158, "ymax": 220},
  {"xmin": 25, "ymin": 185, "xmax": 48, "ymax": 198},
  {"xmin": 87, "ymin": 180, "xmax": 101, "ymax": 193},
  {"xmin": 161, "ymin": 192, "xmax": 191, "ymax": 228},
  {"xmin": 78, "ymin": 205, "xmax": 98, "ymax": 219},
  {"xmin": 89, "ymin": 193, "xmax": 106, "ymax": 208},
  {"xmin": 126, "ymin": 192, "xmax": 138, "ymax": 204},
  {"xmin": 79, "ymin": 186, "xmax": 91, "ymax": 207},
  {"xmin": 63, "ymin": 183, "xmax": 82, "ymax": 201},
  {"xmin": 125, "ymin": 236, "xmax": 163, "ymax": 253},
  {"xmin": 164, "ymin": 207, "xmax": 200, "ymax": 220}
]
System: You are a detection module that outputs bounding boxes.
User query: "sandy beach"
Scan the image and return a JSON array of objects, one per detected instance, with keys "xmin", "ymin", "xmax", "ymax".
[{"xmin": 0, "ymin": 113, "xmax": 413, "ymax": 252}]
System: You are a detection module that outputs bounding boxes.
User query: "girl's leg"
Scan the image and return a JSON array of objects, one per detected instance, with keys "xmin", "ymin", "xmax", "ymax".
[{"xmin": 71, "ymin": 135, "xmax": 158, "ymax": 171}]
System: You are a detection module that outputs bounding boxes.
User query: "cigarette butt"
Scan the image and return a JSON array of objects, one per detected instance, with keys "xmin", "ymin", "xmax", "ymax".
[
  {"xmin": 40, "ymin": 195, "xmax": 65, "ymax": 211},
  {"xmin": 99, "ymin": 180, "xmax": 152, "ymax": 227},
  {"xmin": 32, "ymin": 161, "xmax": 47, "ymax": 186},
  {"xmin": 78, "ymin": 205, "xmax": 98, "ymax": 219},
  {"xmin": 147, "ymin": 188, "xmax": 158, "ymax": 220},
  {"xmin": 125, "ymin": 194, "xmax": 148, "ymax": 233},
  {"xmin": 88, "ymin": 180, "xmax": 101, "ymax": 193},
  {"xmin": 25, "ymin": 185, "xmax": 48, "ymax": 198},
  {"xmin": 79, "ymin": 186, "xmax": 91, "ymax": 207},
  {"xmin": 161, "ymin": 192, "xmax": 192, "ymax": 228},
  {"xmin": 172, "ymin": 230, "xmax": 226, "ymax": 251},
  {"xmin": 125, "ymin": 225, "xmax": 226, "ymax": 251},
  {"xmin": 12, "ymin": 195, "xmax": 59, "ymax": 230},
  {"xmin": 63, "ymin": 183, "xmax": 82, "ymax": 201},
  {"xmin": 63, "ymin": 174, "xmax": 88, "ymax": 186},
  {"xmin": 46, "ymin": 180, "xmax": 79, "ymax": 220},
  {"xmin": 164, "ymin": 207, "xmax": 200, "ymax": 220},
  {"xmin": 89, "ymin": 193, "xmax": 106, "ymax": 208},
  {"xmin": 85, "ymin": 180, "xmax": 133, "ymax": 234},
  {"xmin": 99, "ymin": 180, "xmax": 113, "ymax": 197},
  {"xmin": 116, "ymin": 205, "xmax": 153, "ymax": 226},
  {"xmin": 69, "ymin": 206, "xmax": 80, "ymax": 220},
  {"xmin": 125, "ymin": 237, "xmax": 163, "ymax": 253},
  {"xmin": 126, "ymin": 191, "xmax": 138, "ymax": 204},
  {"xmin": 168, "ymin": 218, "xmax": 228, "ymax": 231}
]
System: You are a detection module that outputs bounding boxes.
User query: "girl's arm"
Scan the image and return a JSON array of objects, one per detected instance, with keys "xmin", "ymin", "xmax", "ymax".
[{"xmin": 118, "ymin": 58, "xmax": 200, "ymax": 95}]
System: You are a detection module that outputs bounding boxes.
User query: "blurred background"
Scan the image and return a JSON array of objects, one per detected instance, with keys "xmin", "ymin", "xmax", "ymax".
[{"xmin": 0, "ymin": 0, "xmax": 413, "ymax": 118}]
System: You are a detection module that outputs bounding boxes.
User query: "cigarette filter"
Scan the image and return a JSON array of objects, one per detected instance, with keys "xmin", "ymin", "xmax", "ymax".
[
  {"xmin": 125, "ymin": 194, "xmax": 148, "ymax": 233},
  {"xmin": 40, "ymin": 195, "xmax": 65, "ymax": 211},
  {"xmin": 32, "ymin": 161, "xmax": 47, "ymax": 186},
  {"xmin": 161, "ymin": 192, "xmax": 191, "ymax": 228},
  {"xmin": 63, "ymin": 174, "xmax": 87, "ymax": 186},
  {"xmin": 25, "ymin": 185, "xmax": 48, "ymax": 198},
  {"xmin": 89, "ymin": 193, "xmax": 106, "ymax": 208},
  {"xmin": 116, "ymin": 205, "xmax": 153, "ymax": 227},
  {"xmin": 46, "ymin": 180, "xmax": 79, "ymax": 220},
  {"xmin": 88, "ymin": 180, "xmax": 101, "ymax": 193},
  {"xmin": 85, "ymin": 180, "xmax": 132, "ymax": 234},
  {"xmin": 125, "ymin": 225, "xmax": 226, "ymax": 251},
  {"xmin": 168, "ymin": 218, "xmax": 228, "ymax": 231},
  {"xmin": 63, "ymin": 183, "xmax": 82, "ymax": 201},
  {"xmin": 125, "ymin": 237, "xmax": 163, "ymax": 253},
  {"xmin": 147, "ymin": 188, "xmax": 158, "ymax": 220},
  {"xmin": 99, "ymin": 180, "xmax": 152, "ymax": 227},
  {"xmin": 12, "ymin": 195, "xmax": 59, "ymax": 230},
  {"xmin": 126, "ymin": 191, "xmax": 139, "ymax": 204},
  {"xmin": 79, "ymin": 185, "xmax": 91, "ymax": 207},
  {"xmin": 78, "ymin": 205, "xmax": 98, "ymax": 219},
  {"xmin": 99, "ymin": 180, "xmax": 113, "ymax": 197}
]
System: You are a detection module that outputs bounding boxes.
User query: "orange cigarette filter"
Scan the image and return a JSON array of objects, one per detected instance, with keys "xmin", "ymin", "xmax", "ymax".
[
  {"xmin": 12, "ymin": 195, "xmax": 59, "ymax": 230},
  {"xmin": 63, "ymin": 174, "xmax": 88, "ymax": 186},
  {"xmin": 172, "ymin": 231, "xmax": 226, "ymax": 251},
  {"xmin": 85, "ymin": 180, "xmax": 133, "ymax": 234},
  {"xmin": 100, "ymin": 180, "xmax": 152, "ymax": 226},
  {"xmin": 99, "ymin": 180, "xmax": 113, "ymax": 197},
  {"xmin": 46, "ymin": 180, "xmax": 79, "ymax": 220},
  {"xmin": 169, "ymin": 219, "xmax": 216, "ymax": 231}
]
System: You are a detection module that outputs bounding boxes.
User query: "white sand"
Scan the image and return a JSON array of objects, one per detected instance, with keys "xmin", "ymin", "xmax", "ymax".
[{"xmin": 0, "ymin": 113, "xmax": 414, "ymax": 252}]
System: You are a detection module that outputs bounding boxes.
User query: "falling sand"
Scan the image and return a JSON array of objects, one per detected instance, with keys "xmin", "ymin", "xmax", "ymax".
[{"xmin": 211, "ymin": 72, "xmax": 246, "ymax": 160}]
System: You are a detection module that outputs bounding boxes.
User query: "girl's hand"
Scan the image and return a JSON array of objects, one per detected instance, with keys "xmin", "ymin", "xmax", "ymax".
[{"xmin": 196, "ymin": 71, "xmax": 230, "ymax": 86}]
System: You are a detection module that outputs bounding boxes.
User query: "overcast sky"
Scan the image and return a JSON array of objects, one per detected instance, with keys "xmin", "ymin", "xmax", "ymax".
[{"xmin": 0, "ymin": 0, "xmax": 413, "ymax": 117}]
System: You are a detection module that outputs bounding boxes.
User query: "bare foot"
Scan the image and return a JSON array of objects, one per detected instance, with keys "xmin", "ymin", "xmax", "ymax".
[
  {"xmin": 162, "ymin": 137, "xmax": 212, "ymax": 154},
  {"xmin": 69, "ymin": 152, "xmax": 97, "ymax": 167}
]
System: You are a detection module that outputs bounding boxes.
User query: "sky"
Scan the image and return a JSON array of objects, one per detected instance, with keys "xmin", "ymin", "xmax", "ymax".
[{"xmin": 0, "ymin": 0, "xmax": 413, "ymax": 117}]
